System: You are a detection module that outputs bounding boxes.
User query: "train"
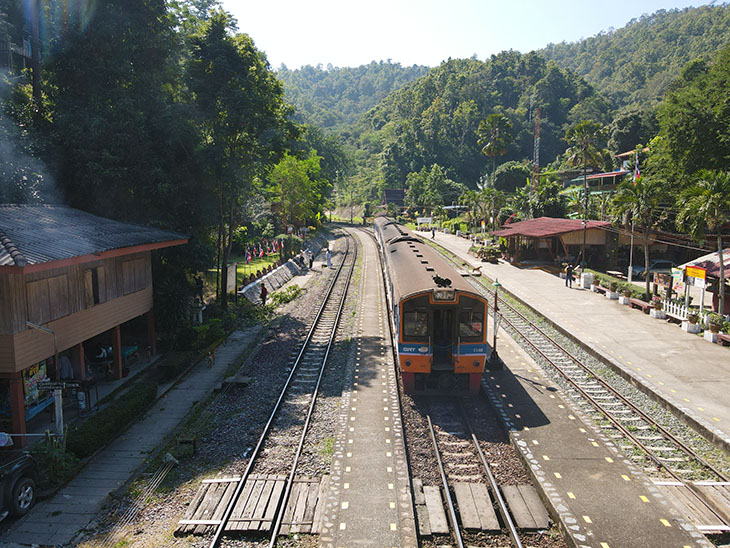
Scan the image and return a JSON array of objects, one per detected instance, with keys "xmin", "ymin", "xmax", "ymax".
[{"xmin": 374, "ymin": 217, "xmax": 489, "ymax": 395}]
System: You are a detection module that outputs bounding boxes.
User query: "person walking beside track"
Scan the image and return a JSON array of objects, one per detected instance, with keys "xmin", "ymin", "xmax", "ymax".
[{"xmin": 260, "ymin": 283, "xmax": 268, "ymax": 306}]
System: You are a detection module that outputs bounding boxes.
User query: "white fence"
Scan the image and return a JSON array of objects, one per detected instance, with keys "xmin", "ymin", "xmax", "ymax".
[{"xmin": 663, "ymin": 300, "xmax": 711, "ymax": 326}]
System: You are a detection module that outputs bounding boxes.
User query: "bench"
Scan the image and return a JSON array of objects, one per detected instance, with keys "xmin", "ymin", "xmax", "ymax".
[
  {"xmin": 629, "ymin": 298, "xmax": 651, "ymax": 314},
  {"xmin": 594, "ymin": 285, "xmax": 607, "ymax": 295},
  {"xmin": 718, "ymin": 333, "xmax": 730, "ymax": 346}
]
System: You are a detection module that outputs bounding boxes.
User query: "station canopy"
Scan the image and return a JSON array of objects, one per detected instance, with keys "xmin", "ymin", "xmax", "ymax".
[{"xmin": 492, "ymin": 217, "xmax": 611, "ymax": 239}]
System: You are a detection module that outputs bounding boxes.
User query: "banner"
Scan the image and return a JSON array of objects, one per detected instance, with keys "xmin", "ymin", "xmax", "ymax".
[{"xmin": 685, "ymin": 265, "xmax": 706, "ymax": 280}]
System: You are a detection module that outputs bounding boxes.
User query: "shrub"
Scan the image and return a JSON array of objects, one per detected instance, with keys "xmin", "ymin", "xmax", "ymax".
[
  {"xmin": 30, "ymin": 430, "xmax": 80, "ymax": 489},
  {"xmin": 66, "ymin": 382, "xmax": 157, "ymax": 459},
  {"xmin": 271, "ymin": 285, "xmax": 303, "ymax": 306}
]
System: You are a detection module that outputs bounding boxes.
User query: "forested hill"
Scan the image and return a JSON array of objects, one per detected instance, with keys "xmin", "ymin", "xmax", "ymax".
[
  {"xmin": 541, "ymin": 4, "xmax": 730, "ymax": 109},
  {"xmin": 351, "ymin": 52, "xmax": 608, "ymax": 192},
  {"xmin": 276, "ymin": 61, "xmax": 429, "ymax": 130}
]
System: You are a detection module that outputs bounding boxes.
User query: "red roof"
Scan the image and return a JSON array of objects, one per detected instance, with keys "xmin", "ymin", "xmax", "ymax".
[
  {"xmin": 585, "ymin": 170, "xmax": 628, "ymax": 180},
  {"xmin": 679, "ymin": 248, "xmax": 730, "ymax": 278},
  {"xmin": 491, "ymin": 217, "xmax": 611, "ymax": 238}
]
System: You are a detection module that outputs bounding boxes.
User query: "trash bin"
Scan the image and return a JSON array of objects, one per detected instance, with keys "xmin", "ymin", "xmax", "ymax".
[{"xmin": 581, "ymin": 272, "xmax": 593, "ymax": 288}]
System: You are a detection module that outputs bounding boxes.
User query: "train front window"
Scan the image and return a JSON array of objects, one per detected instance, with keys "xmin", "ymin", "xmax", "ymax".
[
  {"xmin": 403, "ymin": 310, "xmax": 429, "ymax": 340},
  {"xmin": 459, "ymin": 303, "xmax": 484, "ymax": 341}
]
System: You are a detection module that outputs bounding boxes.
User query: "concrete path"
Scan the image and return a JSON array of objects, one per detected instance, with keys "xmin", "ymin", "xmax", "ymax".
[
  {"xmin": 430, "ymin": 231, "xmax": 730, "ymax": 452},
  {"xmin": 1, "ymin": 327, "xmax": 262, "ymax": 547}
]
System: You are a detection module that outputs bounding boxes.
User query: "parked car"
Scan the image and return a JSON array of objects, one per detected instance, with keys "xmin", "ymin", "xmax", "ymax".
[
  {"xmin": 627, "ymin": 259, "xmax": 675, "ymax": 279},
  {"xmin": 0, "ymin": 451, "xmax": 38, "ymax": 521}
]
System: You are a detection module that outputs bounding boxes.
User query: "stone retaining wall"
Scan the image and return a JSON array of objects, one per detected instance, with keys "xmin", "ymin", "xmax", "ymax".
[{"xmin": 239, "ymin": 236, "xmax": 326, "ymax": 304}]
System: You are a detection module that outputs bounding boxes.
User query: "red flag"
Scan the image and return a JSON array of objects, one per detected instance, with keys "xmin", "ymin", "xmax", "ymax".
[{"xmin": 245, "ymin": 249, "xmax": 252, "ymax": 263}]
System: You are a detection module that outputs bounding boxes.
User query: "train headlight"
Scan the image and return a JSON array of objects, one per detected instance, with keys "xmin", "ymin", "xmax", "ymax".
[
  {"xmin": 433, "ymin": 289, "xmax": 455, "ymax": 301},
  {"xmin": 405, "ymin": 360, "xmax": 411, "ymax": 367},
  {"xmin": 473, "ymin": 361, "xmax": 480, "ymax": 368}
]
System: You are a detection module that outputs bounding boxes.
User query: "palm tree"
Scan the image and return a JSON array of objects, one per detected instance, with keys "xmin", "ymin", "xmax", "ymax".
[
  {"xmin": 478, "ymin": 113, "xmax": 513, "ymax": 186},
  {"xmin": 676, "ymin": 170, "xmax": 730, "ymax": 314},
  {"xmin": 565, "ymin": 120, "xmax": 604, "ymax": 267},
  {"xmin": 611, "ymin": 177, "xmax": 668, "ymax": 299},
  {"xmin": 480, "ymin": 187, "xmax": 507, "ymax": 231}
]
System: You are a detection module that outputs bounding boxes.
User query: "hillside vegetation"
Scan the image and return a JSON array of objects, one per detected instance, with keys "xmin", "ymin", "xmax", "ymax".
[
  {"xmin": 541, "ymin": 4, "xmax": 730, "ymax": 109},
  {"xmin": 277, "ymin": 61, "xmax": 429, "ymax": 131}
]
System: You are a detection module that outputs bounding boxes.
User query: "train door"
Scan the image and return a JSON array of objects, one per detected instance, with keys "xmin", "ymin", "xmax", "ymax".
[{"xmin": 432, "ymin": 308, "xmax": 455, "ymax": 370}]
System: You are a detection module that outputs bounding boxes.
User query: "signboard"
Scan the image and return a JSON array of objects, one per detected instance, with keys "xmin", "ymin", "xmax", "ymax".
[
  {"xmin": 686, "ymin": 265, "xmax": 707, "ymax": 280},
  {"xmin": 225, "ymin": 263, "xmax": 237, "ymax": 294},
  {"xmin": 685, "ymin": 265, "xmax": 706, "ymax": 289},
  {"xmin": 417, "ymin": 217, "xmax": 432, "ymax": 225},
  {"xmin": 671, "ymin": 268, "xmax": 683, "ymax": 292},
  {"xmin": 23, "ymin": 361, "xmax": 48, "ymax": 405}
]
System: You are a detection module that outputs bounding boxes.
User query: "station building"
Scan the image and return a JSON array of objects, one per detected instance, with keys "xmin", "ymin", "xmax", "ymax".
[{"xmin": 0, "ymin": 204, "xmax": 187, "ymax": 446}]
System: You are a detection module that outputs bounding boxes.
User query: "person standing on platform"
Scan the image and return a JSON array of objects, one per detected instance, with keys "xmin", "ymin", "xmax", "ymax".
[
  {"xmin": 565, "ymin": 263, "xmax": 575, "ymax": 288},
  {"xmin": 431, "ymin": 227, "xmax": 435, "ymax": 239},
  {"xmin": 260, "ymin": 283, "xmax": 268, "ymax": 306},
  {"xmin": 326, "ymin": 248, "xmax": 332, "ymax": 268}
]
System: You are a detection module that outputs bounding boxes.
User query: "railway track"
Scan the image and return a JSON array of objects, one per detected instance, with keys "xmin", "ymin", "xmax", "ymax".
[
  {"xmin": 424, "ymin": 397, "xmax": 523, "ymax": 548},
  {"xmin": 178, "ymin": 234, "xmax": 357, "ymax": 547},
  {"xmin": 426, "ymin": 242, "xmax": 730, "ymax": 533}
]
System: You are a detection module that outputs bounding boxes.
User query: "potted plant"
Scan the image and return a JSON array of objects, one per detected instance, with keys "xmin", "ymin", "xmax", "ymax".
[
  {"xmin": 609, "ymin": 282, "xmax": 618, "ymax": 292},
  {"xmin": 687, "ymin": 312, "xmax": 699, "ymax": 324},
  {"xmin": 651, "ymin": 296, "xmax": 663, "ymax": 310},
  {"xmin": 707, "ymin": 313, "xmax": 722, "ymax": 333}
]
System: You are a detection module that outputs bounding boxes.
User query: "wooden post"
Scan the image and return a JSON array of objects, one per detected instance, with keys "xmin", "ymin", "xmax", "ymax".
[
  {"xmin": 73, "ymin": 343, "xmax": 86, "ymax": 381},
  {"xmin": 9, "ymin": 374, "xmax": 26, "ymax": 448},
  {"xmin": 112, "ymin": 325, "xmax": 123, "ymax": 379}
]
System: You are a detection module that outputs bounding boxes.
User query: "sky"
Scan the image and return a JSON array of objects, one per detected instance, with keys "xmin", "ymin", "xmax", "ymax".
[{"xmin": 220, "ymin": 0, "xmax": 713, "ymax": 69}]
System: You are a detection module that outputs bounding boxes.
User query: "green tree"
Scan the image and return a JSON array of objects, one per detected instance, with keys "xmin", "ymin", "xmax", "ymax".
[
  {"xmin": 271, "ymin": 152, "xmax": 326, "ymax": 229},
  {"xmin": 477, "ymin": 113, "xmax": 513, "ymax": 186},
  {"xmin": 676, "ymin": 170, "xmax": 730, "ymax": 313},
  {"xmin": 187, "ymin": 11, "xmax": 293, "ymax": 306},
  {"xmin": 565, "ymin": 120, "xmax": 605, "ymax": 266},
  {"xmin": 611, "ymin": 177, "xmax": 668, "ymax": 298}
]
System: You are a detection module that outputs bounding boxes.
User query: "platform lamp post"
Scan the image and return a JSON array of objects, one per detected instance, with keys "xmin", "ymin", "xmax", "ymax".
[
  {"xmin": 26, "ymin": 321, "xmax": 63, "ymax": 437},
  {"xmin": 490, "ymin": 280, "xmax": 502, "ymax": 369}
]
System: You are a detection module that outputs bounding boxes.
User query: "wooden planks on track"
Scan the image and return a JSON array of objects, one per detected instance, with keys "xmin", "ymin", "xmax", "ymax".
[
  {"xmin": 654, "ymin": 480, "xmax": 730, "ymax": 533},
  {"xmin": 453, "ymin": 482, "xmax": 500, "ymax": 531},
  {"xmin": 501, "ymin": 484, "xmax": 550, "ymax": 531},
  {"xmin": 414, "ymin": 479, "xmax": 550, "ymax": 536},
  {"xmin": 176, "ymin": 474, "xmax": 328, "ymax": 536}
]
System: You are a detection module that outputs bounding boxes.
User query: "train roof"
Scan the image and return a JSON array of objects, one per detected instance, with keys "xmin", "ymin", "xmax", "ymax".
[{"xmin": 374, "ymin": 217, "xmax": 482, "ymax": 303}]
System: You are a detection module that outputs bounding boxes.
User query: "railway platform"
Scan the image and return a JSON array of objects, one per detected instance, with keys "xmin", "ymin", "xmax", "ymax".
[
  {"xmin": 319, "ymin": 228, "xmax": 418, "ymax": 548},
  {"xmin": 430, "ymin": 231, "xmax": 730, "ymax": 455},
  {"xmin": 484, "ymin": 333, "xmax": 711, "ymax": 547}
]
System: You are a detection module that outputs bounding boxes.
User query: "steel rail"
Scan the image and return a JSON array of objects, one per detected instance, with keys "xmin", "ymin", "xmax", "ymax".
[
  {"xmin": 268, "ymin": 236, "xmax": 357, "ymax": 547},
  {"xmin": 208, "ymin": 236, "xmax": 352, "ymax": 548},
  {"xmin": 460, "ymin": 405, "xmax": 523, "ymax": 548},
  {"xmin": 429, "ymin": 241, "xmax": 728, "ymax": 482},
  {"xmin": 498, "ymin": 300, "xmax": 730, "ymax": 483},
  {"xmin": 425, "ymin": 404, "xmax": 465, "ymax": 548},
  {"xmin": 493, "ymin": 304, "xmax": 730, "ymax": 528},
  {"xmin": 426, "ymin": 242, "xmax": 730, "ymax": 528}
]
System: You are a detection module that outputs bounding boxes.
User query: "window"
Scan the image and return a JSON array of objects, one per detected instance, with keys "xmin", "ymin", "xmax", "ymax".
[
  {"xmin": 459, "ymin": 305, "xmax": 484, "ymax": 341},
  {"xmin": 403, "ymin": 310, "xmax": 429, "ymax": 340},
  {"xmin": 84, "ymin": 268, "xmax": 100, "ymax": 307}
]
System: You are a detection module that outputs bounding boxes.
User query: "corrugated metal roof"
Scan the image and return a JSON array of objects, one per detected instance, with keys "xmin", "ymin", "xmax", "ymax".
[
  {"xmin": 375, "ymin": 217, "xmax": 480, "ymax": 304},
  {"xmin": 679, "ymin": 248, "xmax": 730, "ymax": 278},
  {"xmin": 0, "ymin": 204, "xmax": 187, "ymax": 267},
  {"xmin": 491, "ymin": 217, "xmax": 611, "ymax": 239}
]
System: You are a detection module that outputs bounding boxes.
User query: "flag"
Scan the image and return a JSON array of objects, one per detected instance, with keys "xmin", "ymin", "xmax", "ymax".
[
  {"xmin": 259, "ymin": 245, "xmax": 264, "ymax": 258},
  {"xmin": 633, "ymin": 151, "xmax": 641, "ymax": 184},
  {"xmin": 245, "ymin": 248, "xmax": 252, "ymax": 263}
]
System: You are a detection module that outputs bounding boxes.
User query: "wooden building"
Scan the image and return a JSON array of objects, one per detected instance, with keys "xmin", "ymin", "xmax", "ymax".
[
  {"xmin": 0, "ymin": 205, "xmax": 187, "ymax": 445},
  {"xmin": 491, "ymin": 217, "xmax": 611, "ymax": 266}
]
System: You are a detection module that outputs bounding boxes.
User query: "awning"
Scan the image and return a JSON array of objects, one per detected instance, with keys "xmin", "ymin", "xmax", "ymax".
[{"xmin": 678, "ymin": 248, "xmax": 730, "ymax": 278}]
